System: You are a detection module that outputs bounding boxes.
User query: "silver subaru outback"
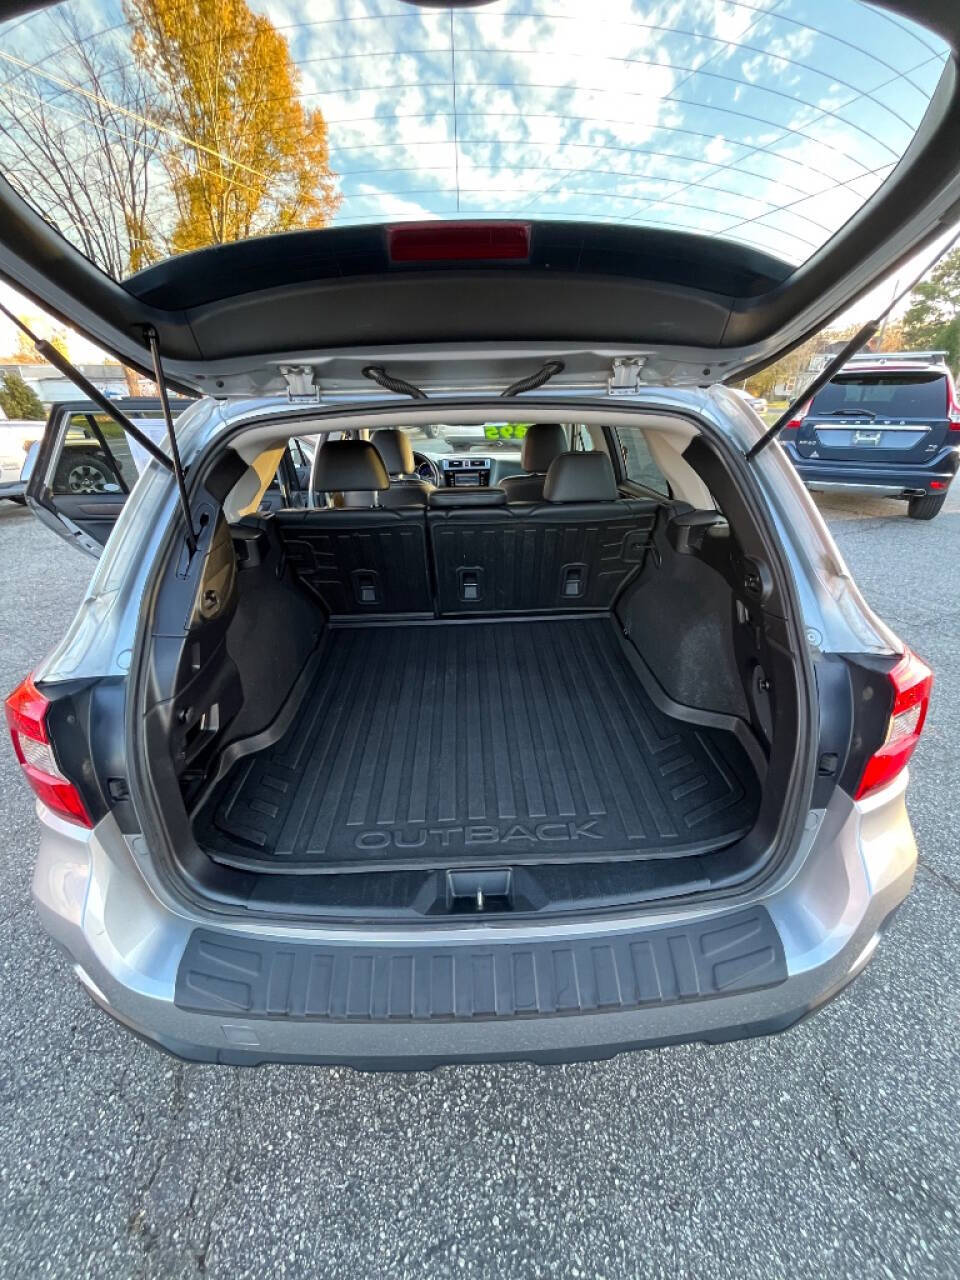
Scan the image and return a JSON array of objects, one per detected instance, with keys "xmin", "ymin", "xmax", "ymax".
[{"xmin": 1, "ymin": 0, "xmax": 953, "ymax": 1067}]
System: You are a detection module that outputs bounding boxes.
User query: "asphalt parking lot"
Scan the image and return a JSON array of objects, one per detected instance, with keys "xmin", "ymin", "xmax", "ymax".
[{"xmin": 0, "ymin": 492, "xmax": 957, "ymax": 1280}]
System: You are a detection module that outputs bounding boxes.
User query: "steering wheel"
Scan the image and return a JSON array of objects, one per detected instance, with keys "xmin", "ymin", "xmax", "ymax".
[{"xmin": 413, "ymin": 451, "xmax": 442, "ymax": 487}]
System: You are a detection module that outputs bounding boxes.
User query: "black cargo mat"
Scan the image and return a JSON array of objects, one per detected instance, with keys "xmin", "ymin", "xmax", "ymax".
[{"xmin": 194, "ymin": 618, "xmax": 761, "ymax": 873}]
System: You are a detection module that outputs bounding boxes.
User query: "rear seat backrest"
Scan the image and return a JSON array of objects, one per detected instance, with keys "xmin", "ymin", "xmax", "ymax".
[
  {"xmin": 274, "ymin": 440, "xmax": 433, "ymax": 616},
  {"xmin": 428, "ymin": 451, "xmax": 659, "ymax": 615}
]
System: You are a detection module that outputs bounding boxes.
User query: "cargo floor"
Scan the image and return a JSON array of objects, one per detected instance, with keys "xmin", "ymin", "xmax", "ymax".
[{"xmin": 194, "ymin": 618, "xmax": 761, "ymax": 873}]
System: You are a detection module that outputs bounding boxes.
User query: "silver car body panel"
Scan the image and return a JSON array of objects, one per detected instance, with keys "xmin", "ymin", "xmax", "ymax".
[{"xmin": 32, "ymin": 772, "xmax": 915, "ymax": 1063}]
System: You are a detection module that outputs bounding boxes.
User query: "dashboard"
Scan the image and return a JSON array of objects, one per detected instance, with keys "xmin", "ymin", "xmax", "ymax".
[
  {"xmin": 415, "ymin": 454, "xmax": 524, "ymax": 488},
  {"xmin": 439, "ymin": 456, "xmax": 493, "ymax": 487}
]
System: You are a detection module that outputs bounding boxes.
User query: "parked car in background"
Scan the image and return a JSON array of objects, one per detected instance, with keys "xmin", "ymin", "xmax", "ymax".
[
  {"xmin": 730, "ymin": 387, "xmax": 769, "ymax": 417},
  {"xmin": 780, "ymin": 351, "xmax": 960, "ymax": 519},
  {"xmin": 0, "ymin": 419, "xmax": 44, "ymax": 503}
]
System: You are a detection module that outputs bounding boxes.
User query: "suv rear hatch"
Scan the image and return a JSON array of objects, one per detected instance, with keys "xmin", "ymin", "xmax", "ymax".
[
  {"xmin": 796, "ymin": 368, "xmax": 958, "ymax": 466},
  {"xmin": 1, "ymin": 3, "xmax": 960, "ymax": 398}
]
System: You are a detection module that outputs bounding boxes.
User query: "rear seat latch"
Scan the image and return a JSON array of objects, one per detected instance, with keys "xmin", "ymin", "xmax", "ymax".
[
  {"xmin": 560, "ymin": 564, "xmax": 586, "ymax": 598},
  {"xmin": 458, "ymin": 567, "xmax": 483, "ymax": 602},
  {"xmin": 352, "ymin": 569, "xmax": 381, "ymax": 605}
]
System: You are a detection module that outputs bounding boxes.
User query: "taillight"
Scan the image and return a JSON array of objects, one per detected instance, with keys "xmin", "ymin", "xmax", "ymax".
[
  {"xmin": 855, "ymin": 649, "xmax": 932, "ymax": 800},
  {"xmin": 946, "ymin": 376, "xmax": 960, "ymax": 429},
  {"xmin": 4, "ymin": 675, "xmax": 92, "ymax": 826},
  {"xmin": 782, "ymin": 399, "xmax": 811, "ymax": 430}
]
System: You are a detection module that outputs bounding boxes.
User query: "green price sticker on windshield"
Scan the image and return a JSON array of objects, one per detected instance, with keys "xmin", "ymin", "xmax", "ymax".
[{"xmin": 483, "ymin": 424, "xmax": 530, "ymax": 441}]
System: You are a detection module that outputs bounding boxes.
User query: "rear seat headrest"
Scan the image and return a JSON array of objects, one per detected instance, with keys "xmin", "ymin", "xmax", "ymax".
[
  {"xmin": 543, "ymin": 452, "xmax": 618, "ymax": 503},
  {"xmin": 371, "ymin": 428, "xmax": 415, "ymax": 476},
  {"xmin": 521, "ymin": 423, "xmax": 567, "ymax": 473},
  {"xmin": 429, "ymin": 487, "xmax": 507, "ymax": 508},
  {"xmin": 313, "ymin": 439, "xmax": 390, "ymax": 492}
]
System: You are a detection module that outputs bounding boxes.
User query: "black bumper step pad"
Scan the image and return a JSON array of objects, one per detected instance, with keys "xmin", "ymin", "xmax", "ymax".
[
  {"xmin": 176, "ymin": 907, "xmax": 786, "ymax": 1021},
  {"xmin": 194, "ymin": 618, "xmax": 760, "ymax": 873}
]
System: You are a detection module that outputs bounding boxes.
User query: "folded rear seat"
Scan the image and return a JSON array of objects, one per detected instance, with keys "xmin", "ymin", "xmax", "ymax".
[
  {"xmin": 428, "ymin": 451, "xmax": 660, "ymax": 615},
  {"xmin": 273, "ymin": 440, "xmax": 433, "ymax": 617}
]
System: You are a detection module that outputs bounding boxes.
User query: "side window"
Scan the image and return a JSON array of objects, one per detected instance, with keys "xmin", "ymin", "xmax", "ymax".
[
  {"xmin": 614, "ymin": 427, "xmax": 669, "ymax": 496},
  {"xmin": 571, "ymin": 423, "xmax": 595, "ymax": 452},
  {"xmin": 265, "ymin": 438, "xmax": 312, "ymax": 509},
  {"xmin": 51, "ymin": 414, "xmax": 137, "ymax": 496}
]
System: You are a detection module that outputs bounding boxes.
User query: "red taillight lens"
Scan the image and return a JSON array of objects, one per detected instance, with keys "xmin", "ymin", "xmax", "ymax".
[
  {"xmin": 388, "ymin": 221, "xmax": 531, "ymax": 263},
  {"xmin": 947, "ymin": 378, "xmax": 960, "ymax": 430},
  {"xmin": 855, "ymin": 649, "xmax": 932, "ymax": 801},
  {"xmin": 4, "ymin": 675, "xmax": 92, "ymax": 826},
  {"xmin": 782, "ymin": 399, "xmax": 811, "ymax": 430}
]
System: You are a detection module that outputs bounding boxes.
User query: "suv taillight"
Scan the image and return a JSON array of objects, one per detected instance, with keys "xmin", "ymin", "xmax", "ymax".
[
  {"xmin": 4, "ymin": 675, "xmax": 92, "ymax": 827},
  {"xmin": 946, "ymin": 375, "xmax": 960, "ymax": 430},
  {"xmin": 783, "ymin": 399, "xmax": 811, "ymax": 430},
  {"xmin": 855, "ymin": 650, "xmax": 933, "ymax": 800}
]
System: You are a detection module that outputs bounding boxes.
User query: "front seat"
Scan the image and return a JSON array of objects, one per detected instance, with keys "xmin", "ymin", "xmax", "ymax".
[
  {"xmin": 499, "ymin": 423, "xmax": 567, "ymax": 502},
  {"xmin": 371, "ymin": 428, "xmax": 433, "ymax": 507}
]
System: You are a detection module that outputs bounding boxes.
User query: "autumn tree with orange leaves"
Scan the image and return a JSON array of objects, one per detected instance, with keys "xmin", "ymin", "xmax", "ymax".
[{"xmin": 126, "ymin": 0, "xmax": 340, "ymax": 253}]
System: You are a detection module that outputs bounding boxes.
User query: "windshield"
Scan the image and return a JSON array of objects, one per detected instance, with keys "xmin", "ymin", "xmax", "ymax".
[
  {"xmin": 0, "ymin": 0, "xmax": 948, "ymax": 278},
  {"xmin": 402, "ymin": 422, "xmax": 534, "ymax": 459},
  {"xmin": 810, "ymin": 372, "xmax": 949, "ymax": 417}
]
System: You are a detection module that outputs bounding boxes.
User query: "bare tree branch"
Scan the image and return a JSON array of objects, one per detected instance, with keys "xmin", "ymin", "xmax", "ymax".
[{"xmin": 0, "ymin": 8, "xmax": 167, "ymax": 277}]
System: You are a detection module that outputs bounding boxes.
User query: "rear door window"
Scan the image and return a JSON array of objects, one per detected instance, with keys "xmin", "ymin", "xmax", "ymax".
[
  {"xmin": 51, "ymin": 414, "xmax": 137, "ymax": 496},
  {"xmin": 810, "ymin": 373, "xmax": 948, "ymax": 418}
]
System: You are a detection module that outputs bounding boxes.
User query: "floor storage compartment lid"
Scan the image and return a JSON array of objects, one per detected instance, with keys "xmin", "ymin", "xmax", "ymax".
[{"xmin": 194, "ymin": 618, "xmax": 760, "ymax": 873}]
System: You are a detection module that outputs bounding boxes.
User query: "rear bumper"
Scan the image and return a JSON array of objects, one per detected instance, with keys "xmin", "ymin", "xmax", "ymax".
[
  {"xmin": 32, "ymin": 778, "xmax": 917, "ymax": 1068},
  {"xmin": 782, "ymin": 443, "xmax": 959, "ymax": 497}
]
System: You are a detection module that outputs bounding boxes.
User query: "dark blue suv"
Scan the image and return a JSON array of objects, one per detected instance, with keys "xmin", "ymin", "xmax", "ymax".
[{"xmin": 781, "ymin": 353, "xmax": 960, "ymax": 519}]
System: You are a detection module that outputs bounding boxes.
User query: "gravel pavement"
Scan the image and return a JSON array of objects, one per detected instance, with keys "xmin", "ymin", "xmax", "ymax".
[{"xmin": 0, "ymin": 490, "xmax": 957, "ymax": 1279}]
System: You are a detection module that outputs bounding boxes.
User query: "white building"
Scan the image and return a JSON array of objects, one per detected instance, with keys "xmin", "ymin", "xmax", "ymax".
[{"xmin": 0, "ymin": 361, "xmax": 129, "ymax": 404}]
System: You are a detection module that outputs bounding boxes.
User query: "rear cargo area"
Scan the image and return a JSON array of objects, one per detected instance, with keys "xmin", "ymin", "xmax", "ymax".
[
  {"xmin": 141, "ymin": 431, "xmax": 803, "ymax": 914},
  {"xmin": 194, "ymin": 617, "xmax": 761, "ymax": 873}
]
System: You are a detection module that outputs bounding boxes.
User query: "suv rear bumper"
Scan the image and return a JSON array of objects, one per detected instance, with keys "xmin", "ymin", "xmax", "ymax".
[
  {"xmin": 31, "ymin": 779, "xmax": 916, "ymax": 1068},
  {"xmin": 782, "ymin": 442, "xmax": 959, "ymax": 497}
]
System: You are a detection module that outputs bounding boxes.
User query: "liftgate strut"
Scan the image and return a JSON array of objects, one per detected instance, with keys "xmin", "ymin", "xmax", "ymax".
[
  {"xmin": 0, "ymin": 300, "xmax": 197, "ymax": 556},
  {"xmin": 0, "ymin": 300, "xmax": 173, "ymax": 470}
]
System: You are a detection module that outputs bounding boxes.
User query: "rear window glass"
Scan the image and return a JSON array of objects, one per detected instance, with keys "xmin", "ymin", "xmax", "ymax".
[
  {"xmin": 810, "ymin": 373, "xmax": 948, "ymax": 418},
  {"xmin": 0, "ymin": 1, "xmax": 949, "ymax": 276}
]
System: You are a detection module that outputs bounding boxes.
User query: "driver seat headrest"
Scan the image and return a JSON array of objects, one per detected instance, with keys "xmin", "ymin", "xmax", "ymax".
[
  {"xmin": 371, "ymin": 428, "xmax": 416, "ymax": 476},
  {"xmin": 520, "ymin": 423, "xmax": 567, "ymax": 474},
  {"xmin": 313, "ymin": 440, "xmax": 390, "ymax": 507}
]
